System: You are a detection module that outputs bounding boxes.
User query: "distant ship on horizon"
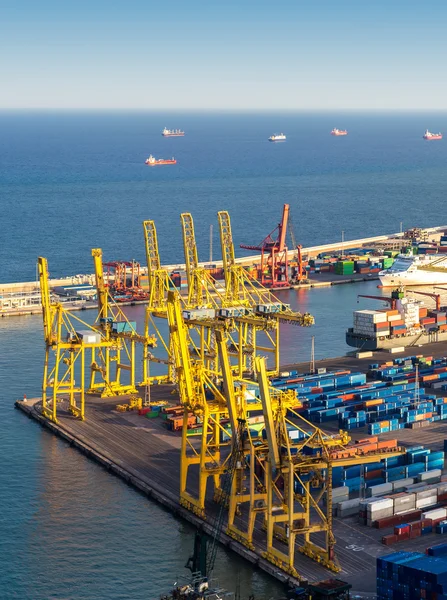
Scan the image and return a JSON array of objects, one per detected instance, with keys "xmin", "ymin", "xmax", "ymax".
[
  {"xmin": 268, "ymin": 133, "xmax": 286, "ymax": 142},
  {"xmin": 145, "ymin": 155, "xmax": 177, "ymax": 166},
  {"xmin": 162, "ymin": 128, "xmax": 185, "ymax": 137},
  {"xmin": 423, "ymin": 129, "xmax": 442, "ymax": 140},
  {"xmin": 331, "ymin": 128, "xmax": 348, "ymax": 136}
]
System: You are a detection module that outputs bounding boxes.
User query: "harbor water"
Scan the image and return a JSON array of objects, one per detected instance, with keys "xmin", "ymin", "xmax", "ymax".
[{"xmin": 2, "ymin": 111, "xmax": 447, "ymax": 598}]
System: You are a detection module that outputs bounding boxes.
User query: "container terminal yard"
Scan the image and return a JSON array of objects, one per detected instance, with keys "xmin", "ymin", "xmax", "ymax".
[{"xmin": 13, "ymin": 211, "xmax": 447, "ymax": 599}]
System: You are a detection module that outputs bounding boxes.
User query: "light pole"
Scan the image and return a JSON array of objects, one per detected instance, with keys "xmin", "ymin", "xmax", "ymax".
[{"xmin": 341, "ymin": 230, "xmax": 345, "ymax": 259}]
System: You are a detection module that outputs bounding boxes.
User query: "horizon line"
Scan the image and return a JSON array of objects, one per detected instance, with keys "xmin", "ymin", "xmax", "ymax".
[{"xmin": 2, "ymin": 107, "xmax": 447, "ymax": 113}]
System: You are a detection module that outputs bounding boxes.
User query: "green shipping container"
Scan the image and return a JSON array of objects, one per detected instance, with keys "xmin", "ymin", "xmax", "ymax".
[{"xmin": 146, "ymin": 410, "xmax": 160, "ymax": 419}]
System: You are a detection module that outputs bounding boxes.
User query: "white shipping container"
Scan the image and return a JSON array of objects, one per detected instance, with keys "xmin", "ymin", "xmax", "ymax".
[
  {"xmin": 367, "ymin": 498, "xmax": 394, "ymax": 512},
  {"xmin": 416, "ymin": 488, "xmax": 439, "ymax": 499},
  {"xmin": 338, "ymin": 499, "xmax": 360, "ymax": 510},
  {"xmin": 422, "ymin": 508, "xmax": 447, "ymax": 520},
  {"xmin": 367, "ymin": 484, "xmax": 393, "ymax": 498},
  {"xmin": 416, "ymin": 496, "xmax": 437, "ymax": 509},
  {"xmin": 393, "ymin": 495, "xmax": 416, "ymax": 510},
  {"xmin": 419, "ymin": 469, "xmax": 442, "ymax": 482},
  {"xmin": 353, "ymin": 309, "xmax": 388, "ymax": 324}
]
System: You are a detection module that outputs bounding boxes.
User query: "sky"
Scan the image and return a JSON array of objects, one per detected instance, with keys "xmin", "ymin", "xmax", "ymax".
[{"xmin": 0, "ymin": 0, "xmax": 446, "ymax": 110}]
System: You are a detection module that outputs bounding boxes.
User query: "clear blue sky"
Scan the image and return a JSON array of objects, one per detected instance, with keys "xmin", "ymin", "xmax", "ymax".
[{"xmin": 1, "ymin": 0, "xmax": 446, "ymax": 110}]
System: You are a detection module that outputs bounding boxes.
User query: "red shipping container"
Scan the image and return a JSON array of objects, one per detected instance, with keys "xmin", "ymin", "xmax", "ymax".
[
  {"xmin": 375, "ymin": 516, "xmax": 401, "ymax": 529},
  {"xmin": 375, "ymin": 322, "xmax": 390, "ymax": 330},
  {"xmin": 365, "ymin": 469, "xmax": 383, "ymax": 481},
  {"xmin": 421, "ymin": 317, "xmax": 436, "ymax": 325},
  {"xmin": 410, "ymin": 529, "xmax": 421, "ymax": 539},
  {"xmin": 394, "ymin": 525, "xmax": 411, "ymax": 536},
  {"xmin": 382, "ymin": 534, "xmax": 398, "ymax": 546}
]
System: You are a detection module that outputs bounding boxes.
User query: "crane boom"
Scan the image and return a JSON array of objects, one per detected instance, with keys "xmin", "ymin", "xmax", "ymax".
[
  {"xmin": 358, "ymin": 294, "xmax": 397, "ymax": 309},
  {"xmin": 143, "ymin": 220, "xmax": 161, "ymax": 288},
  {"xmin": 215, "ymin": 329, "xmax": 239, "ymax": 433},
  {"xmin": 91, "ymin": 248, "xmax": 108, "ymax": 321},
  {"xmin": 277, "ymin": 203, "xmax": 289, "ymax": 252},
  {"xmin": 181, "ymin": 213, "xmax": 200, "ymax": 291},
  {"xmin": 38, "ymin": 256, "xmax": 56, "ymax": 346},
  {"xmin": 166, "ymin": 290, "xmax": 196, "ymax": 404}
]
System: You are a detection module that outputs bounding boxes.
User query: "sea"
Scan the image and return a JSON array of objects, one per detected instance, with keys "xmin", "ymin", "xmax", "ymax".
[{"xmin": 2, "ymin": 111, "xmax": 447, "ymax": 599}]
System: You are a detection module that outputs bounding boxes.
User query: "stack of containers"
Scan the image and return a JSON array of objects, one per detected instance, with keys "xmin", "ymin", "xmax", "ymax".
[
  {"xmin": 333, "ymin": 447, "xmax": 445, "ymax": 504},
  {"xmin": 399, "ymin": 297, "xmax": 421, "ymax": 328},
  {"xmin": 382, "ymin": 257, "xmax": 394, "ymax": 269},
  {"xmin": 335, "ymin": 260, "xmax": 354, "ymax": 275},
  {"xmin": 352, "ymin": 309, "xmax": 390, "ymax": 338},
  {"xmin": 385, "ymin": 309, "xmax": 407, "ymax": 336},
  {"xmin": 427, "ymin": 309, "xmax": 447, "ymax": 332},
  {"xmin": 377, "ymin": 551, "xmax": 447, "ymax": 599},
  {"xmin": 364, "ymin": 498, "xmax": 394, "ymax": 526},
  {"xmin": 170, "ymin": 270, "xmax": 188, "ymax": 288}
]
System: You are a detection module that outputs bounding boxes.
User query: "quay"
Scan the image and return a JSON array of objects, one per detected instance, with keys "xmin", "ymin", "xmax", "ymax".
[
  {"xmin": 15, "ymin": 340, "xmax": 447, "ymax": 595},
  {"xmin": 3, "ymin": 225, "xmax": 446, "ymax": 297}
]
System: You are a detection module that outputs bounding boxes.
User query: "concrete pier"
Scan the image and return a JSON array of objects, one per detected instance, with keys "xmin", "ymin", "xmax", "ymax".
[{"xmin": 14, "ymin": 342, "xmax": 447, "ymax": 594}]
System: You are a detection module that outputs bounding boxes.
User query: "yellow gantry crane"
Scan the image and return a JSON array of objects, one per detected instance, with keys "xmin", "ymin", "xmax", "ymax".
[
  {"xmin": 166, "ymin": 292, "xmax": 406, "ymax": 578},
  {"xmin": 38, "ymin": 256, "xmax": 112, "ymax": 422},
  {"xmin": 89, "ymin": 248, "xmax": 155, "ymax": 397},
  {"xmin": 181, "ymin": 212, "xmax": 220, "ymax": 309},
  {"xmin": 217, "ymin": 210, "xmax": 314, "ymax": 376},
  {"xmin": 141, "ymin": 220, "xmax": 179, "ymax": 385},
  {"xmin": 167, "ymin": 290, "xmax": 231, "ymax": 517},
  {"xmin": 254, "ymin": 356, "xmax": 406, "ymax": 578}
]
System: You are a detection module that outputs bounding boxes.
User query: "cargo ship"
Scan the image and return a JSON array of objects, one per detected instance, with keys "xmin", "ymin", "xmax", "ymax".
[
  {"xmin": 268, "ymin": 133, "xmax": 286, "ymax": 142},
  {"xmin": 162, "ymin": 128, "xmax": 185, "ymax": 137},
  {"xmin": 331, "ymin": 128, "xmax": 348, "ymax": 136},
  {"xmin": 145, "ymin": 155, "xmax": 177, "ymax": 166},
  {"xmin": 423, "ymin": 129, "xmax": 442, "ymax": 140},
  {"xmin": 379, "ymin": 252, "xmax": 447, "ymax": 287},
  {"xmin": 346, "ymin": 288, "xmax": 447, "ymax": 350}
]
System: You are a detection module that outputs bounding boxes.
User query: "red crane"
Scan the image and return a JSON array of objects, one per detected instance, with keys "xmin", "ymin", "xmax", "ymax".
[
  {"xmin": 357, "ymin": 287, "xmax": 406, "ymax": 310},
  {"xmin": 240, "ymin": 204, "xmax": 293, "ymax": 288},
  {"xmin": 357, "ymin": 294, "xmax": 398, "ymax": 310},
  {"xmin": 410, "ymin": 288, "xmax": 447, "ymax": 311}
]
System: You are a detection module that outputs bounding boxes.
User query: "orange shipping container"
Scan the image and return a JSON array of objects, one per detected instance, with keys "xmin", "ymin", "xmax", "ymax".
[
  {"xmin": 357, "ymin": 436, "xmax": 379, "ymax": 444},
  {"xmin": 365, "ymin": 399, "xmax": 384, "ymax": 407},
  {"xmin": 390, "ymin": 319, "xmax": 405, "ymax": 327},
  {"xmin": 377, "ymin": 440, "xmax": 398, "ymax": 450},
  {"xmin": 422, "ymin": 374, "xmax": 438, "ymax": 382}
]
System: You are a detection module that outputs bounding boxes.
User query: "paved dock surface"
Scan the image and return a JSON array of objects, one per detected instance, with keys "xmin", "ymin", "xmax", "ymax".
[{"xmin": 15, "ymin": 344, "xmax": 447, "ymax": 594}]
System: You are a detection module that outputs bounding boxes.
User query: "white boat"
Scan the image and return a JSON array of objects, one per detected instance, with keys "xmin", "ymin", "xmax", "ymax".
[
  {"xmin": 268, "ymin": 133, "xmax": 286, "ymax": 142},
  {"xmin": 162, "ymin": 127, "xmax": 185, "ymax": 137},
  {"xmin": 379, "ymin": 252, "xmax": 447, "ymax": 287}
]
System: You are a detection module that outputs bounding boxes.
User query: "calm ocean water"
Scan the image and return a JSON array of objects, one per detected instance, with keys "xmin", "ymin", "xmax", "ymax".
[{"xmin": 2, "ymin": 111, "xmax": 447, "ymax": 599}]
